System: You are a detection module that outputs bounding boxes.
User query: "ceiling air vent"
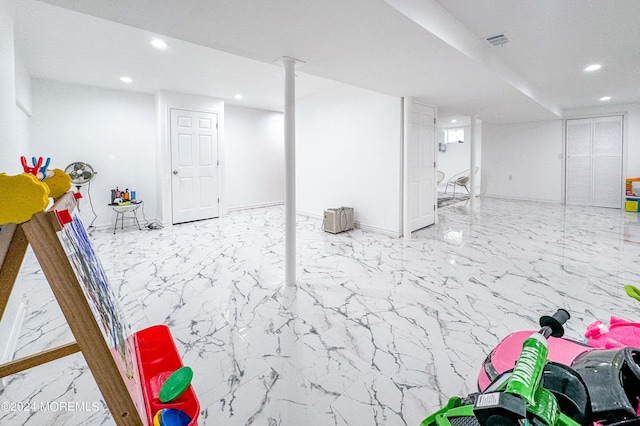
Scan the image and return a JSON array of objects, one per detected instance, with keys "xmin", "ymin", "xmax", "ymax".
[{"xmin": 485, "ymin": 33, "xmax": 510, "ymax": 47}]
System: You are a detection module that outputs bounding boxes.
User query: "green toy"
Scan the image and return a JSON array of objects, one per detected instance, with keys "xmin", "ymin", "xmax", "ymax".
[
  {"xmin": 159, "ymin": 366, "xmax": 193, "ymax": 403},
  {"xmin": 624, "ymin": 284, "xmax": 640, "ymax": 302}
]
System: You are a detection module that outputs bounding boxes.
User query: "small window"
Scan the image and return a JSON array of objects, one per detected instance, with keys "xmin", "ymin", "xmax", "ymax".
[{"xmin": 444, "ymin": 127, "xmax": 464, "ymax": 143}]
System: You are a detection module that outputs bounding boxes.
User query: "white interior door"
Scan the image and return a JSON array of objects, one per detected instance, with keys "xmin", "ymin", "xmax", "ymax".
[
  {"xmin": 170, "ymin": 109, "xmax": 219, "ymax": 224},
  {"xmin": 407, "ymin": 100, "xmax": 436, "ymax": 232}
]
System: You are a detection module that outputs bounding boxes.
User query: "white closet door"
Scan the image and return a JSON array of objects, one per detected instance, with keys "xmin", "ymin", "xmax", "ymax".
[{"xmin": 565, "ymin": 116, "xmax": 623, "ymax": 208}]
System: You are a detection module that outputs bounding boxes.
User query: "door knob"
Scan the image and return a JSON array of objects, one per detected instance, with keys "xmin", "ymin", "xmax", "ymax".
[{"xmin": 172, "ymin": 170, "xmax": 178, "ymax": 175}]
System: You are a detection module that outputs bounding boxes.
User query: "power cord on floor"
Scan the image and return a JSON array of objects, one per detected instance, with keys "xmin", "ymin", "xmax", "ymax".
[
  {"xmin": 337, "ymin": 207, "xmax": 348, "ymax": 232},
  {"xmin": 144, "ymin": 222, "xmax": 163, "ymax": 230},
  {"xmin": 139, "ymin": 202, "xmax": 164, "ymax": 230},
  {"xmin": 86, "ymin": 180, "xmax": 98, "ymax": 230}
]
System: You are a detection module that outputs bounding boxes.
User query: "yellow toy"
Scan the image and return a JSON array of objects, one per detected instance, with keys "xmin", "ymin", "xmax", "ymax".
[
  {"xmin": 42, "ymin": 168, "xmax": 72, "ymax": 199},
  {"xmin": 0, "ymin": 173, "xmax": 51, "ymax": 225},
  {"xmin": 0, "ymin": 157, "xmax": 75, "ymax": 225}
]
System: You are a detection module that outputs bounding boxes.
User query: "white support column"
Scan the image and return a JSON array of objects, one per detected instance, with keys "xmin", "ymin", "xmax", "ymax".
[
  {"xmin": 469, "ymin": 115, "xmax": 479, "ymax": 211},
  {"xmin": 283, "ymin": 57, "xmax": 297, "ymax": 287},
  {"xmin": 402, "ymin": 97, "xmax": 410, "ymax": 239}
]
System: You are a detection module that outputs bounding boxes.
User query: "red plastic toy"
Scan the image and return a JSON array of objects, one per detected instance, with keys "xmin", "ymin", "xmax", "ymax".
[{"xmin": 134, "ymin": 325, "xmax": 200, "ymax": 426}]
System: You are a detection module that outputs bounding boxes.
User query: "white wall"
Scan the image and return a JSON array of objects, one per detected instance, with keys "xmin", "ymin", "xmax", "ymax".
[
  {"xmin": 0, "ymin": 0, "xmax": 27, "ymax": 389},
  {"xmin": 297, "ymin": 84, "xmax": 402, "ymax": 235},
  {"xmin": 482, "ymin": 120, "xmax": 563, "ymax": 202},
  {"xmin": 224, "ymin": 105, "xmax": 284, "ymax": 211},
  {"xmin": 30, "ymin": 80, "xmax": 157, "ymax": 228},
  {"xmin": 0, "ymin": 1, "xmax": 28, "ymax": 175},
  {"xmin": 155, "ymin": 91, "xmax": 224, "ymax": 224},
  {"xmin": 0, "ymin": 0, "xmax": 16, "ymax": 172},
  {"xmin": 14, "ymin": 53, "xmax": 31, "ymax": 117},
  {"xmin": 13, "ymin": 52, "xmax": 30, "ymax": 159}
]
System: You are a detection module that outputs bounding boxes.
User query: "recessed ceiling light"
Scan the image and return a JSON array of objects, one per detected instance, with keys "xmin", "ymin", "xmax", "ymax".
[
  {"xmin": 584, "ymin": 64, "xmax": 601, "ymax": 72},
  {"xmin": 234, "ymin": 94, "xmax": 243, "ymax": 100},
  {"xmin": 151, "ymin": 39, "xmax": 170, "ymax": 49},
  {"xmin": 600, "ymin": 96, "xmax": 611, "ymax": 101},
  {"xmin": 120, "ymin": 76, "xmax": 132, "ymax": 83},
  {"xmin": 451, "ymin": 119, "xmax": 457, "ymax": 123}
]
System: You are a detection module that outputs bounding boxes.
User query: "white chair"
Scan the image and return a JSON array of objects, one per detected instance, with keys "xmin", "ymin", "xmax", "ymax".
[{"xmin": 445, "ymin": 168, "xmax": 477, "ymax": 198}]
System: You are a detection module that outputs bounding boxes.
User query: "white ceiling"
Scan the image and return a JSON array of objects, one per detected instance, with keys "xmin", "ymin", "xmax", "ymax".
[{"xmin": 14, "ymin": 0, "xmax": 640, "ymax": 124}]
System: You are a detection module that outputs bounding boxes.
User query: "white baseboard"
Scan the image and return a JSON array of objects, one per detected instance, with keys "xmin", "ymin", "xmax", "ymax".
[
  {"xmin": 357, "ymin": 222, "xmax": 400, "ymax": 237},
  {"xmin": 296, "ymin": 210, "xmax": 323, "ymax": 222},
  {"xmin": 481, "ymin": 194, "xmax": 563, "ymax": 204},
  {"xmin": 296, "ymin": 210, "xmax": 400, "ymax": 237},
  {"xmin": 0, "ymin": 301, "xmax": 26, "ymax": 390},
  {"xmin": 225, "ymin": 200, "xmax": 284, "ymax": 214}
]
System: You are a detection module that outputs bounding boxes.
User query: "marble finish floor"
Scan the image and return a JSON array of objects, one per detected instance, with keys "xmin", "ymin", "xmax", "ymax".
[{"xmin": 2, "ymin": 197, "xmax": 640, "ymax": 425}]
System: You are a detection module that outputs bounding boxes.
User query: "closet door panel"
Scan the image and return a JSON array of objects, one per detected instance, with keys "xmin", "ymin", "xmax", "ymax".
[
  {"xmin": 566, "ymin": 119, "xmax": 592, "ymax": 155},
  {"xmin": 566, "ymin": 156, "xmax": 592, "ymax": 205},
  {"xmin": 593, "ymin": 116, "xmax": 623, "ymax": 155},
  {"xmin": 566, "ymin": 119, "xmax": 593, "ymax": 205},
  {"xmin": 593, "ymin": 116, "xmax": 622, "ymax": 207},
  {"xmin": 593, "ymin": 156, "xmax": 622, "ymax": 207}
]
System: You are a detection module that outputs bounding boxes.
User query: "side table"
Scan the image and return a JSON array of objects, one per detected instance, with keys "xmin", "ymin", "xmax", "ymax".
[{"xmin": 110, "ymin": 201, "xmax": 143, "ymax": 234}]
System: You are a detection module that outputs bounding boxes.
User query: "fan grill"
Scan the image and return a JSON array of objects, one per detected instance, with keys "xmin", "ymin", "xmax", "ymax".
[{"xmin": 64, "ymin": 162, "xmax": 96, "ymax": 186}]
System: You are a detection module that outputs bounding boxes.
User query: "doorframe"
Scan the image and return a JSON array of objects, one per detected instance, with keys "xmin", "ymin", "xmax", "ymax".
[
  {"xmin": 155, "ymin": 93, "xmax": 225, "ymax": 227},
  {"xmin": 401, "ymin": 97, "xmax": 437, "ymax": 238}
]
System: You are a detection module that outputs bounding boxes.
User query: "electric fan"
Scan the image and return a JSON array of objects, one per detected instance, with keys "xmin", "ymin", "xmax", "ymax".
[
  {"xmin": 64, "ymin": 161, "xmax": 97, "ymax": 191},
  {"xmin": 64, "ymin": 162, "xmax": 98, "ymax": 221}
]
